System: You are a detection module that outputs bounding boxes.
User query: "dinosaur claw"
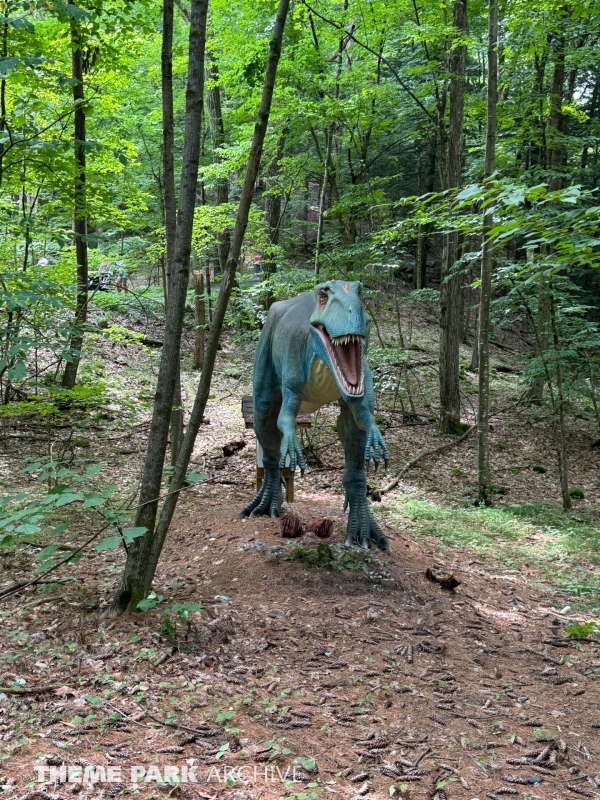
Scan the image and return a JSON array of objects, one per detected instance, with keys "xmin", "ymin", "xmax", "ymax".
[
  {"xmin": 374, "ymin": 461, "xmax": 379, "ymax": 473},
  {"xmin": 300, "ymin": 468, "xmax": 305, "ymax": 478},
  {"xmin": 384, "ymin": 458, "xmax": 389, "ymax": 471},
  {"xmin": 364, "ymin": 460, "xmax": 369, "ymax": 473}
]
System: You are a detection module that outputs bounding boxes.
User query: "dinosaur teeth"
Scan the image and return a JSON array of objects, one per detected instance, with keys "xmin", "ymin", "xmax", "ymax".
[{"xmin": 332, "ymin": 334, "xmax": 364, "ymax": 346}]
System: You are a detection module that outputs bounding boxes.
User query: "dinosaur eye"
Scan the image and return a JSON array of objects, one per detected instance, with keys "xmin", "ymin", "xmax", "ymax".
[{"xmin": 318, "ymin": 289, "xmax": 328, "ymax": 306}]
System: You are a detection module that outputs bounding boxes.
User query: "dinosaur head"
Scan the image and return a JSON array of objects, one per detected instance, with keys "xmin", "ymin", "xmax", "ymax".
[{"xmin": 310, "ymin": 280, "xmax": 369, "ymax": 398}]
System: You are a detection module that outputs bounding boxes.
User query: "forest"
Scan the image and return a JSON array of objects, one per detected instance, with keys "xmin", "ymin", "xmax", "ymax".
[{"xmin": 0, "ymin": 0, "xmax": 599, "ymax": 797}]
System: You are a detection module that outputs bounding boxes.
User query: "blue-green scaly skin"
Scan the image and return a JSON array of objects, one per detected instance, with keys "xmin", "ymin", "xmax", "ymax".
[{"xmin": 239, "ymin": 280, "xmax": 390, "ymax": 551}]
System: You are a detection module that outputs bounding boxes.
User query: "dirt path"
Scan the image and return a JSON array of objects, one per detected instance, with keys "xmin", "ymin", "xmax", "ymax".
[{"xmin": 1, "ymin": 484, "xmax": 599, "ymax": 800}]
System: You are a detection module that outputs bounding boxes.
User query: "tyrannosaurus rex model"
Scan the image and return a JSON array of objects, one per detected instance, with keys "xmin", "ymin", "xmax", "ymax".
[{"xmin": 240, "ymin": 280, "xmax": 390, "ymax": 551}]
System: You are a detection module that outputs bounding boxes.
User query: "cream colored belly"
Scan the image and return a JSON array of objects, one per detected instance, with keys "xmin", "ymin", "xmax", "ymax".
[{"xmin": 300, "ymin": 357, "xmax": 341, "ymax": 413}]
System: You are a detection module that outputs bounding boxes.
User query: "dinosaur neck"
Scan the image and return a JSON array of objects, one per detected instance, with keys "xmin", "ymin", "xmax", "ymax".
[{"xmin": 300, "ymin": 355, "xmax": 341, "ymax": 413}]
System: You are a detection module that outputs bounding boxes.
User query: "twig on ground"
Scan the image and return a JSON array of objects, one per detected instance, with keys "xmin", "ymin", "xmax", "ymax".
[
  {"xmin": 381, "ymin": 396, "xmax": 526, "ymax": 495},
  {"xmin": 0, "ymin": 684, "xmax": 63, "ymax": 695},
  {"xmin": 381, "ymin": 425, "xmax": 476, "ymax": 495}
]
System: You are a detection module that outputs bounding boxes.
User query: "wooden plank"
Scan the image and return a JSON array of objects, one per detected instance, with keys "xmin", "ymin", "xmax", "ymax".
[{"xmin": 241, "ymin": 395, "xmax": 312, "ymax": 429}]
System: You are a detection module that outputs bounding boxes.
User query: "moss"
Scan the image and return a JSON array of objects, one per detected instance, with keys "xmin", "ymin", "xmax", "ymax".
[
  {"xmin": 533, "ymin": 465, "xmax": 547, "ymax": 474},
  {"xmin": 569, "ymin": 488, "xmax": 585, "ymax": 499}
]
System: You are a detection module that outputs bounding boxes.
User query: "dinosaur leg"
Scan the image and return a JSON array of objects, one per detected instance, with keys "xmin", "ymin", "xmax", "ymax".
[
  {"xmin": 239, "ymin": 394, "xmax": 285, "ymax": 519},
  {"xmin": 338, "ymin": 399, "xmax": 390, "ymax": 551}
]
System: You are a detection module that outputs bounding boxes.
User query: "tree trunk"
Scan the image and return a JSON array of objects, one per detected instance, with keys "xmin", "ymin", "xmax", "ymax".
[
  {"xmin": 162, "ymin": 0, "xmax": 184, "ymax": 467},
  {"xmin": 112, "ymin": 0, "xmax": 209, "ymax": 613},
  {"xmin": 438, "ymin": 0, "xmax": 468, "ymax": 433},
  {"xmin": 416, "ymin": 131, "xmax": 436, "ymax": 290},
  {"xmin": 62, "ymin": 2, "xmax": 88, "ymax": 390},
  {"xmin": 0, "ymin": 10, "xmax": 9, "ymax": 189},
  {"xmin": 193, "ymin": 270, "xmax": 205, "ymax": 369},
  {"xmin": 314, "ymin": 127, "xmax": 332, "ymax": 278},
  {"xmin": 476, "ymin": 0, "xmax": 498, "ymax": 506},
  {"xmin": 528, "ymin": 43, "xmax": 565, "ymax": 404},
  {"xmin": 262, "ymin": 133, "xmax": 286, "ymax": 308},
  {"xmin": 140, "ymin": 0, "xmax": 291, "ymax": 599},
  {"xmin": 546, "ymin": 37, "xmax": 566, "ymax": 182},
  {"xmin": 205, "ymin": 62, "xmax": 229, "ymax": 273},
  {"xmin": 550, "ymin": 289, "xmax": 570, "ymax": 510}
]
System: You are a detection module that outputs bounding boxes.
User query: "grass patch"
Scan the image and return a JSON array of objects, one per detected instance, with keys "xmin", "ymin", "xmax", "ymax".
[{"xmin": 384, "ymin": 497, "xmax": 600, "ymax": 611}]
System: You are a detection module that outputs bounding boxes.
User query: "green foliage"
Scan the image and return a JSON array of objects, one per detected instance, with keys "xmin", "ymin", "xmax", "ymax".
[
  {"xmin": 564, "ymin": 621, "xmax": 596, "ymax": 639},
  {"xmin": 0, "ymin": 459, "xmax": 141, "ymax": 572},
  {"xmin": 285, "ymin": 542, "xmax": 372, "ymax": 574},
  {"xmin": 386, "ymin": 497, "xmax": 600, "ymax": 610},
  {"xmin": 569, "ymin": 488, "xmax": 585, "ymax": 499}
]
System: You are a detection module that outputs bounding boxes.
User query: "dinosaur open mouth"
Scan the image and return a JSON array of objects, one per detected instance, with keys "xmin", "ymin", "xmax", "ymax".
[{"xmin": 314, "ymin": 325, "xmax": 365, "ymax": 396}]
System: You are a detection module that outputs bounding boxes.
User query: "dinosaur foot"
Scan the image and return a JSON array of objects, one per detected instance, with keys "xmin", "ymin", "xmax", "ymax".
[
  {"xmin": 344, "ymin": 495, "xmax": 390, "ymax": 552},
  {"xmin": 239, "ymin": 469, "xmax": 284, "ymax": 519}
]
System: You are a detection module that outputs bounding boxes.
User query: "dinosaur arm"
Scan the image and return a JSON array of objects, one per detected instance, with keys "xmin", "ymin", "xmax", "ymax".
[{"xmin": 277, "ymin": 376, "xmax": 308, "ymax": 473}]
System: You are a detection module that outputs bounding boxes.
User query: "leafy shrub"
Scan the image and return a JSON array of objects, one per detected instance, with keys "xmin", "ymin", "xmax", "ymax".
[{"xmin": 564, "ymin": 621, "xmax": 596, "ymax": 639}]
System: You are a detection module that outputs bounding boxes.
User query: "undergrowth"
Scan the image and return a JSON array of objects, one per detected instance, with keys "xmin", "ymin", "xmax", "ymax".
[
  {"xmin": 384, "ymin": 497, "xmax": 600, "ymax": 611},
  {"xmin": 285, "ymin": 542, "xmax": 372, "ymax": 574}
]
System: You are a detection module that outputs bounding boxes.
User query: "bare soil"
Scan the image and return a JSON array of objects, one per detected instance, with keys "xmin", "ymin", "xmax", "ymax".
[{"xmin": 1, "ymin": 478, "xmax": 599, "ymax": 800}]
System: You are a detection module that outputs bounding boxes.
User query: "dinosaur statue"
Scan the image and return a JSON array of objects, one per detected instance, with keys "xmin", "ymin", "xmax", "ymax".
[{"xmin": 240, "ymin": 280, "xmax": 390, "ymax": 551}]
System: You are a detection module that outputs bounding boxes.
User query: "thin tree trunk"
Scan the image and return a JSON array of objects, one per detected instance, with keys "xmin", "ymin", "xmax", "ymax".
[
  {"xmin": 205, "ymin": 265, "xmax": 212, "ymax": 324},
  {"xmin": 0, "ymin": 8, "xmax": 9, "ymax": 189},
  {"xmin": 314, "ymin": 127, "xmax": 332, "ymax": 278},
  {"xmin": 470, "ymin": 304, "xmax": 479, "ymax": 369},
  {"xmin": 141, "ymin": 0, "xmax": 291, "ymax": 598},
  {"xmin": 262, "ymin": 133, "xmax": 286, "ymax": 308},
  {"xmin": 438, "ymin": 0, "xmax": 467, "ymax": 433},
  {"xmin": 62, "ymin": 2, "xmax": 88, "ymax": 390},
  {"xmin": 550, "ymin": 289, "xmax": 570, "ymax": 510},
  {"xmin": 193, "ymin": 270, "xmax": 205, "ymax": 369},
  {"xmin": 205, "ymin": 62, "xmax": 229, "ymax": 273},
  {"xmin": 477, "ymin": 0, "xmax": 498, "ymax": 506},
  {"xmin": 112, "ymin": 0, "xmax": 209, "ymax": 613},
  {"xmin": 162, "ymin": 0, "xmax": 184, "ymax": 466},
  {"xmin": 528, "ymin": 39, "xmax": 566, "ymax": 404},
  {"xmin": 162, "ymin": 0, "xmax": 176, "ymax": 274},
  {"xmin": 416, "ymin": 131, "xmax": 436, "ymax": 290}
]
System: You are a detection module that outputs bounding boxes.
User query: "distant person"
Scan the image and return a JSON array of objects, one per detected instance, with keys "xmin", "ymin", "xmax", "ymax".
[
  {"xmin": 37, "ymin": 257, "xmax": 49, "ymax": 268},
  {"xmin": 115, "ymin": 269, "xmax": 129, "ymax": 292},
  {"xmin": 98, "ymin": 261, "xmax": 112, "ymax": 291},
  {"xmin": 254, "ymin": 254, "xmax": 262, "ymax": 274}
]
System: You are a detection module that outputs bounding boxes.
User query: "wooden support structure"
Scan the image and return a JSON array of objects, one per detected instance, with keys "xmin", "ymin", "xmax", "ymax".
[{"xmin": 241, "ymin": 395, "xmax": 312, "ymax": 502}]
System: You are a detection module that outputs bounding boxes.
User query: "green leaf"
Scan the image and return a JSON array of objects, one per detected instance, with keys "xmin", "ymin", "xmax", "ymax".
[
  {"xmin": 55, "ymin": 493, "xmax": 84, "ymax": 508},
  {"xmin": 136, "ymin": 593, "xmax": 164, "ymax": 612},
  {"xmin": 95, "ymin": 536, "xmax": 122, "ymax": 552},
  {"xmin": 84, "ymin": 695, "xmax": 101, "ymax": 706},
  {"xmin": 50, "ymin": 522, "xmax": 69, "ymax": 537},
  {"xmin": 215, "ymin": 742, "xmax": 230, "ymax": 759},
  {"xmin": 83, "ymin": 494, "xmax": 106, "ymax": 508},
  {"xmin": 186, "ymin": 472, "xmax": 208, "ymax": 484},
  {"xmin": 122, "ymin": 527, "xmax": 147, "ymax": 542}
]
